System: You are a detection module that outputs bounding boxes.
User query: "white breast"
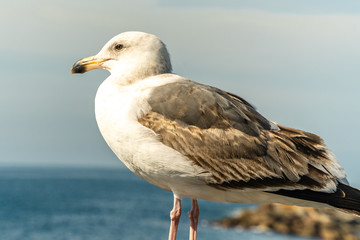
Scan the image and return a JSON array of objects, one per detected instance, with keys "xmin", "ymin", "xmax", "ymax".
[{"xmin": 94, "ymin": 75, "xmax": 207, "ymax": 194}]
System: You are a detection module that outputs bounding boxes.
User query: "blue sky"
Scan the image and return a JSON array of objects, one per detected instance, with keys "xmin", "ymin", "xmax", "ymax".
[
  {"xmin": 1, "ymin": 1, "xmax": 360, "ymax": 184},
  {"xmin": 160, "ymin": 0, "xmax": 360, "ymax": 14}
]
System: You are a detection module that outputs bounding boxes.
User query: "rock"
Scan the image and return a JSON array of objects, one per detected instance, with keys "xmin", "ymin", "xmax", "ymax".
[{"xmin": 215, "ymin": 204, "xmax": 360, "ymax": 240}]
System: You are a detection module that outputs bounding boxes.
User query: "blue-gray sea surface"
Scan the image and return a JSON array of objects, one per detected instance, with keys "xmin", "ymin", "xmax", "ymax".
[{"xmin": 0, "ymin": 167, "xmax": 315, "ymax": 240}]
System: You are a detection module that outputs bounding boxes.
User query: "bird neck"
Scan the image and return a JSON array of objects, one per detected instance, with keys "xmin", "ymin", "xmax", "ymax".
[{"xmin": 110, "ymin": 61, "xmax": 172, "ymax": 85}]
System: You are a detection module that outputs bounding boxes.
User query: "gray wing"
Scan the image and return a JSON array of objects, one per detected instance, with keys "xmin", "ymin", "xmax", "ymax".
[
  {"xmin": 139, "ymin": 80, "xmax": 345, "ymax": 191},
  {"xmin": 146, "ymin": 81, "xmax": 272, "ymax": 135}
]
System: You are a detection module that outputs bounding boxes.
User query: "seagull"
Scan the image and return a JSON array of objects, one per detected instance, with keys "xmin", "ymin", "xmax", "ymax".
[{"xmin": 71, "ymin": 31, "xmax": 360, "ymax": 240}]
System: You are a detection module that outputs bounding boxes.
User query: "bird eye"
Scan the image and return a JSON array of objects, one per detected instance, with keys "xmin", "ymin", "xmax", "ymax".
[{"xmin": 114, "ymin": 44, "xmax": 123, "ymax": 51}]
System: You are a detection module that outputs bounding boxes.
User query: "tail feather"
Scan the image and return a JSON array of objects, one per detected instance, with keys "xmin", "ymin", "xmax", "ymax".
[{"xmin": 271, "ymin": 182, "xmax": 360, "ymax": 216}]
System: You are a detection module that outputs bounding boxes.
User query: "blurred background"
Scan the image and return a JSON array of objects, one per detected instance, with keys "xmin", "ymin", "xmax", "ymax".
[{"xmin": 1, "ymin": 1, "xmax": 360, "ymax": 239}]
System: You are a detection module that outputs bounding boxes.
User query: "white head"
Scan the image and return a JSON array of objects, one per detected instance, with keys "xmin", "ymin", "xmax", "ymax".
[{"xmin": 71, "ymin": 31, "xmax": 172, "ymax": 84}]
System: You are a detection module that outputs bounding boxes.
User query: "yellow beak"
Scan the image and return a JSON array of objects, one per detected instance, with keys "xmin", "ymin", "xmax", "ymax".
[{"xmin": 71, "ymin": 56, "xmax": 110, "ymax": 74}]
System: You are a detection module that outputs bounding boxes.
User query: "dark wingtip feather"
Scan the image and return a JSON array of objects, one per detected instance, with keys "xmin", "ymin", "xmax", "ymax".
[
  {"xmin": 335, "ymin": 183, "xmax": 360, "ymax": 215},
  {"xmin": 271, "ymin": 182, "xmax": 360, "ymax": 216}
]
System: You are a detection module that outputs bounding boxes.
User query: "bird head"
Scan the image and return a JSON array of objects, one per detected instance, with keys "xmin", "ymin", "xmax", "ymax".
[{"xmin": 71, "ymin": 31, "xmax": 172, "ymax": 83}]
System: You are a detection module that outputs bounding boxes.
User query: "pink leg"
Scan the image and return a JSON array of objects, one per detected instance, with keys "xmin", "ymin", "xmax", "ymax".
[
  {"xmin": 168, "ymin": 197, "xmax": 181, "ymax": 240},
  {"xmin": 188, "ymin": 199, "xmax": 199, "ymax": 240}
]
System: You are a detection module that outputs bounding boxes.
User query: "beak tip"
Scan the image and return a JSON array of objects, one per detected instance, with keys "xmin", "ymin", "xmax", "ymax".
[
  {"xmin": 70, "ymin": 63, "xmax": 86, "ymax": 74},
  {"xmin": 70, "ymin": 55, "xmax": 108, "ymax": 75}
]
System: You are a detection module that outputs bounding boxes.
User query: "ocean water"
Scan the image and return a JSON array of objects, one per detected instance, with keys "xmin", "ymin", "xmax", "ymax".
[{"xmin": 0, "ymin": 167, "xmax": 314, "ymax": 240}]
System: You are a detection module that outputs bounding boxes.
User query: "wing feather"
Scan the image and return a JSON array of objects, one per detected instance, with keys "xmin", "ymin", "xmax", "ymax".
[{"xmin": 138, "ymin": 80, "xmax": 345, "ymax": 192}]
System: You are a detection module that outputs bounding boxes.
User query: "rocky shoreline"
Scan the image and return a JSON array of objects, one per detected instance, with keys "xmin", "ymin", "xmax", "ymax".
[{"xmin": 215, "ymin": 204, "xmax": 360, "ymax": 240}]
